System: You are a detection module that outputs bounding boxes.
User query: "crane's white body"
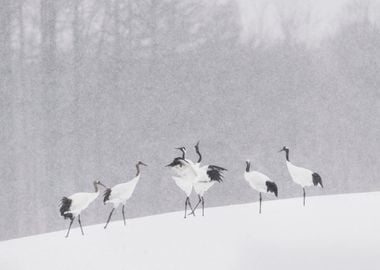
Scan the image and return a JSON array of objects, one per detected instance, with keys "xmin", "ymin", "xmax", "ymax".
[
  {"xmin": 172, "ymin": 176, "xmax": 193, "ymax": 196},
  {"xmin": 175, "ymin": 165, "xmax": 197, "ymax": 180},
  {"xmin": 192, "ymin": 164, "xmax": 207, "ymax": 181},
  {"xmin": 171, "ymin": 161, "xmax": 220, "ymax": 197},
  {"xmin": 170, "ymin": 159, "xmax": 198, "ymax": 196},
  {"xmin": 105, "ymin": 175, "xmax": 141, "ymax": 208},
  {"xmin": 244, "ymin": 171, "xmax": 270, "ymax": 193},
  {"xmin": 171, "ymin": 160, "xmax": 198, "ymax": 180},
  {"xmin": 286, "ymin": 161, "xmax": 314, "ymax": 187},
  {"xmin": 192, "ymin": 164, "xmax": 215, "ymax": 196},
  {"xmin": 65, "ymin": 191, "xmax": 99, "ymax": 217},
  {"xmin": 193, "ymin": 181, "xmax": 215, "ymax": 197}
]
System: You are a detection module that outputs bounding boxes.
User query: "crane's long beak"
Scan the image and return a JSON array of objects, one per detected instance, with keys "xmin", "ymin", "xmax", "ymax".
[
  {"xmin": 98, "ymin": 182, "xmax": 108, "ymax": 188},
  {"xmin": 140, "ymin": 162, "xmax": 148, "ymax": 166},
  {"xmin": 278, "ymin": 149, "xmax": 284, "ymax": 153}
]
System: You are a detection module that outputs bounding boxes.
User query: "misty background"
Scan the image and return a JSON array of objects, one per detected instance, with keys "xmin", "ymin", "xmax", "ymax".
[{"xmin": 0, "ymin": 0, "xmax": 379, "ymax": 241}]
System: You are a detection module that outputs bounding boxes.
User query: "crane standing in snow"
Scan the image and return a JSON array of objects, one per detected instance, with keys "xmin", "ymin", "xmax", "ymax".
[
  {"xmin": 279, "ymin": 146, "xmax": 323, "ymax": 206},
  {"xmin": 189, "ymin": 142, "xmax": 227, "ymax": 216},
  {"xmin": 59, "ymin": 180, "xmax": 106, "ymax": 238},
  {"xmin": 166, "ymin": 153, "xmax": 197, "ymax": 218},
  {"xmin": 103, "ymin": 161, "xmax": 147, "ymax": 229},
  {"xmin": 244, "ymin": 160, "xmax": 278, "ymax": 213}
]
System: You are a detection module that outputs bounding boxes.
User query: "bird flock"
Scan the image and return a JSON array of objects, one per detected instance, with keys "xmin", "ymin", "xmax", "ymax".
[{"xmin": 59, "ymin": 143, "xmax": 323, "ymax": 238}]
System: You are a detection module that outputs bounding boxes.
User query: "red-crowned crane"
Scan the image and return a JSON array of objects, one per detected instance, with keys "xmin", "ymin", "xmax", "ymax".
[
  {"xmin": 103, "ymin": 161, "xmax": 147, "ymax": 229},
  {"xmin": 166, "ymin": 154, "xmax": 197, "ymax": 218},
  {"xmin": 244, "ymin": 160, "xmax": 278, "ymax": 213},
  {"xmin": 279, "ymin": 146, "xmax": 323, "ymax": 206},
  {"xmin": 59, "ymin": 180, "xmax": 106, "ymax": 238},
  {"xmin": 189, "ymin": 142, "xmax": 227, "ymax": 216}
]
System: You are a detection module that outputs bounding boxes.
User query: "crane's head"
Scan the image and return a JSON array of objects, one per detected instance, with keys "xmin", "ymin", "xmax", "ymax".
[
  {"xmin": 278, "ymin": 146, "xmax": 289, "ymax": 152},
  {"xmin": 94, "ymin": 180, "xmax": 107, "ymax": 188},
  {"xmin": 175, "ymin": 146, "xmax": 187, "ymax": 159},
  {"xmin": 175, "ymin": 146, "xmax": 186, "ymax": 153},
  {"xmin": 135, "ymin": 162, "xmax": 147, "ymax": 176},
  {"xmin": 194, "ymin": 141, "xmax": 200, "ymax": 150},
  {"xmin": 245, "ymin": 160, "xmax": 251, "ymax": 172},
  {"xmin": 137, "ymin": 161, "xmax": 148, "ymax": 167}
]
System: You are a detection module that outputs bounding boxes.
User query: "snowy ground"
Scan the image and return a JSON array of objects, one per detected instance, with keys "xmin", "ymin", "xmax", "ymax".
[{"xmin": 1, "ymin": 192, "xmax": 379, "ymax": 270}]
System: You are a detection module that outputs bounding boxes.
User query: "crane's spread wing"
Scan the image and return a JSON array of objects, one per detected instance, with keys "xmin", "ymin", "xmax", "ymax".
[
  {"xmin": 167, "ymin": 157, "xmax": 188, "ymax": 168},
  {"xmin": 176, "ymin": 160, "xmax": 198, "ymax": 179},
  {"xmin": 193, "ymin": 181, "xmax": 215, "ymax": 195},
  {"xmin": 172, "ymin": 176, "xmax": 193, "ymax": 196},
  {"xmin": 207, "ymin": 165, "xmax": 227, "ymax": 182}
]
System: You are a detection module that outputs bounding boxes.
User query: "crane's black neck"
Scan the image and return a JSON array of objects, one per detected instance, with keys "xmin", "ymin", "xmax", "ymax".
[
  {"xmin": 245, "ymin": 161, "xmax": 250, "ymax": 172},
  {"xmin": 195, "ymin": 146, "xmax": 202, "ymax": 163},
  {"xmin": 284, "ymin": 149, "xmax": 290, "ymax": 161},
  {"xmin": 93, "ymin": 182, "xmax": 99, "ymax": 192},
  {"xmin": 136, "ymin": 164, "xmax": 140, "ymax": 176},
  {"xmin": 180, "ymin": 149, "xmax": 186, "ymax": 159}
]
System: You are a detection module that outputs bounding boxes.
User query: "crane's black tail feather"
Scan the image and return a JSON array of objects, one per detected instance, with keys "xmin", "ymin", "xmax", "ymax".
[
  {"xmin": 59, "ymin": 197, "xmax": 73, "ymax": 220},
  {"xmin": 312, "ymin": 173, "xmax": 323, "ymax": 188},
  {"xmin": 266, "ymin": 181, "xmax": 278, "ymax": 197},
  {"xmin": 103, "ymin": 188, "xmax": 112, "ymax": 204}
]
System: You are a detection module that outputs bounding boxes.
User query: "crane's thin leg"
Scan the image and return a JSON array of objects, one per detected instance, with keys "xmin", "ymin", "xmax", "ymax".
[
  {"xmin": 65, "ymin": 217, "xmax": 74, "ymax": 238},
  {"xmin": 259, "ymin": 193, "xmax": 262, "ymax": 214},
  {"xmin": 104, "ymin": 208, "xmax": 115, "ymax": 229},
  {"xmin": 303, "ymin": 188, "xmax": 306, "ymax": 206},
  {"xmin": 188, "ymin": 198, "xmax": 195, "ymax": 216},
  {"xmin": 184, "ymin": 197, "xmax": 195, "ymax": 218},
  {"xmin": 122, "ymin": 205, "xmax": 126, "ymax": 226},
  {"xmin": 184, "ymin": 197, "xmax": 188, "ymax": 218},
  {"xmin": 201, "ymin": 196, "xmax": 205, "ymax": 216},
  {"xmin": 189, "ymin": 195, "xmax": 202, "ymax": 216},
  {"xmin": 78, "ymin": 215, "xmax": 84, "ymax": 236}
]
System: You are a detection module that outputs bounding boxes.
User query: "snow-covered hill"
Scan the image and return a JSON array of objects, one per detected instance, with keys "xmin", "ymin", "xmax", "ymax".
[{"xmin": 1, "ymin": 192, "xmax": 379, "ymax": 270}]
